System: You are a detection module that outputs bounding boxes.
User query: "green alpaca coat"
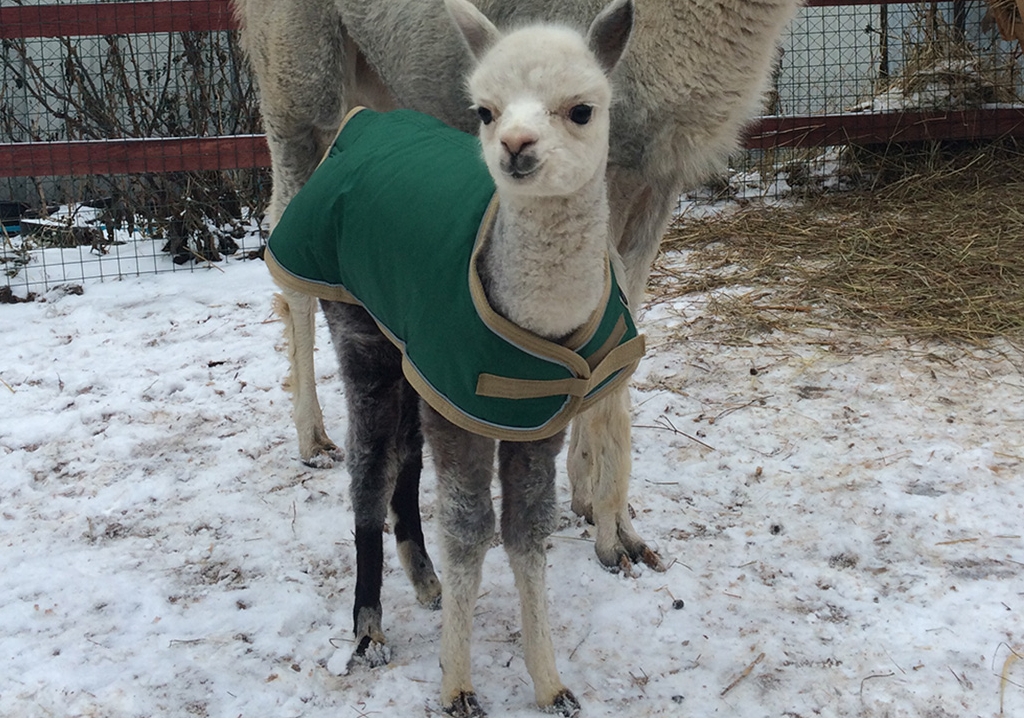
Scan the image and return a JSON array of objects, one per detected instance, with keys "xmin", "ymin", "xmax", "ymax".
[{"xmin": 266, "ymin": 107, "xmax": 645, "ymax": 441}]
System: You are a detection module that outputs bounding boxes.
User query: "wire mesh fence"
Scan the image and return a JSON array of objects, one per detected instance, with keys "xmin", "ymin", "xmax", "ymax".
[
  {"xmin": 1, "ymin": 1, "xmax": 268, "ymax": 298},
  {"xmin": 779, "ymin": 2, "xmax": 1019, "ymax": 116},
  {"xmin": 725, "ymin": 0, "xmax": 1024, "ymax": 199},
  {"xmin": 2, "ymin": 0, "xmax": 1024, "ymax": 295}
]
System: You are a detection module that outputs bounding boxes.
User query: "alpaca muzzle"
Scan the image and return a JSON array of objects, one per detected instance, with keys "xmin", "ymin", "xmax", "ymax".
[{"xmin": 502, "ymin": 149, "xmax": 539, "ymax": 179}]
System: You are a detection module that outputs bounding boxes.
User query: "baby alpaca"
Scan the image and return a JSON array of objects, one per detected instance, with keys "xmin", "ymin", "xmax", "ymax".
[
  {"xmin": 428, "ymin": 1, "xmax": 634, "ymax": 714},
  {"xmin": 267, "ymin": 0, "xmax": 636, "ymax": 714}
]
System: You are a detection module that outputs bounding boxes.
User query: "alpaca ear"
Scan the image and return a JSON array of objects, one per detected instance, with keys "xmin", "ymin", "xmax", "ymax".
[
  {"xmin": 587, "ymin": 0, "xmax": 634, "ymax": 73},
  {"xmin": 445, "ymin": 0, "xmax": 501, "ymax": 61}
]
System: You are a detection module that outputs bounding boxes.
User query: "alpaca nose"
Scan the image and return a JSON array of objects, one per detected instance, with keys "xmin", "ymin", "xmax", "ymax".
[{"xmin": 501, "ymin": 132, "xmax": 537, "ymax": 157}]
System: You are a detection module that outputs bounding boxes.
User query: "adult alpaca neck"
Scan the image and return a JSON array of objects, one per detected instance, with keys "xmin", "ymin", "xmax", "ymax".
[{"xmin": 446, "ymin": 0, "xmax": 633, "ymax": 342}]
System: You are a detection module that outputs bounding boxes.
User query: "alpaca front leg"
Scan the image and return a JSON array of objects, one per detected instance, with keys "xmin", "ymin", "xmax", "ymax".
[
  {"xmin": 499, "ymin": 438, "xmax": 579, "ymax": 717},
  {"xmin": 506, "ymin": 551, "xmax": 579, "ymax": 717},
  {"xmin": 274, "ymin": 288, "xmax": 342, "ymax": 467},
  {"xmin": 439, "ymin": 537, "xmax": 489, "ymax": 718},
  {"xmin": 568, "ymin": 386, "xmax": 663, "ymax": 572},
  {"xmin": 423, "ymin": 408, "xmax": 495, "ymax": 717}
]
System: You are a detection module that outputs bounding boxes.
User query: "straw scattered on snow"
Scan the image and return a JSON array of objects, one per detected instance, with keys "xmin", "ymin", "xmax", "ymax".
[{"xmin": 653, "ymin": 143, "xmax": 1024, "ymax": 345}]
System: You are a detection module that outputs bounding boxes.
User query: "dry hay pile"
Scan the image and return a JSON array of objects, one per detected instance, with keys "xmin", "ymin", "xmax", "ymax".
[
  {"xmin": 990, "ymin": 0, "xmax": 1021, "ymax": 15},
  {"xmin": 655, "ymin": 143, "xmax": 1024, "ymax": 344},
  {"xmin": 851, "ymin": 7, "xmax": 1020, "ymax": 114},
  {"xmin": 874, "ymin": 24, "xmax": 1018, "ymax": 110},
  {"xmin": 986, "ymin": 0, "xmax": 1024, "ymax": 44}
]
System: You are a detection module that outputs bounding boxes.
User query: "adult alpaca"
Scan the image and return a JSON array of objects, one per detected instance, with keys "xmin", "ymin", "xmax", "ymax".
[
  {"xmin": 235, "ymin": 0, "xmax": 802, "ymax": 572},
  {"xmin": 265, "ymin": 0, "xmax": 636, "ymax": 713}
]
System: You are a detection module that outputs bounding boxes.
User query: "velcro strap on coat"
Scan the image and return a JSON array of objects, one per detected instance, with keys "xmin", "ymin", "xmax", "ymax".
[{"xmin": 475, "ymin": 334, "xmax": 646, "ymax": 400}]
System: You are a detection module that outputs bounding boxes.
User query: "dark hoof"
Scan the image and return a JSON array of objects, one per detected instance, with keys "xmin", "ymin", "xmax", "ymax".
[
  {"xmin": 302, "ymin": 447, "xmax": 344, "ymax": 469},
  {"xmin": 546, "ymin": 689, "xmax": 581, "ymax": 717},
  {"xmin": 639, "ymin": 545, "xmax": 666, "ymax": 572},
  {"xmin": 423, "ymin": 591, "xmax": 443, "ymax": 611},
  {"xmin": 348, "ymin": 635, "xmax": 391, "ymax": 670},
  {"xmin": 444, "ymin": 691, "xmax": 486, "ymax": 717}
]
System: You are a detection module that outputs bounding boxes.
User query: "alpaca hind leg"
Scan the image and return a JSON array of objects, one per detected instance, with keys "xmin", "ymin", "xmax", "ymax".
[
  {"xmin": 351, "ymin": 511, "xmax": 389, "ymax": 667},
  {"xmin": 568, "ymin": 387, "xmax": 663, "ymax": 573},
  {"xmin": 323, "ymin": 300, "xmax": 406, "ymax": 667},
  {"xmin": 257, "ymin": 13, "xmax": 345, "ymax": 467},
  {"xmin": 242, "ymin": 0, "xmax": 347, "ymax": 228},
  {"xmin": 422, "ymin": 407, "xmax": 495, "ymax": 717},
  {"xmin": 263, "ymin": 123, "xmax": 338, "ymax": 228},
  {"xmin": 499, "ymin": 437, "xmax": 579, "ymax": 717},
  {"xmin": 346, "ymin": 380, "xmax": 401, "ymax": 668},
  {"xmin": 273, "ymin": 288, "xmax": 341, "ymax": 467},
  {"xmin": 391, "ymin": 382, "xmax": 441, "ymax": 609}
]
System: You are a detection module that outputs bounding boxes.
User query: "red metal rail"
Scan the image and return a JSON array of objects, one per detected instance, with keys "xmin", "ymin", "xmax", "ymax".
[
  {"xmin": 0, "ymin": 136, "xmax": 270, "ymax": 178},
  {"xmin": 748, "ymin": 108, "xmax": 1024, "ymax": 148},
  {"xmin": 2, "ymin": 0, "xmax": 1022, "ymax": 179},
  {"xmin": 0, "ymin": 1, "xmax": 235, "ymax": 39}
]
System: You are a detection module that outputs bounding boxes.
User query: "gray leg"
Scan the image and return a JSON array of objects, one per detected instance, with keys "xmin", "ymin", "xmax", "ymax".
[
  {"xmin": 422, "ymin": 407, "xmax": 495, "ymax": 718},
  {"xmin": 391, "ymin": 380, "xmax": 442, "ymax": 608},
  {"xmin": 322, "ymin": 300, "xmax": 404, "ymax": 667},
  {"xmin": 499, "ymin": 436, "xmax": 580, "ymax": 717}
]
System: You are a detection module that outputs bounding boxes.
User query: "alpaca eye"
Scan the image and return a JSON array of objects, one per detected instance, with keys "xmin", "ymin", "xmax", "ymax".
[
  {"xmin": 476, "ymin": 106, "xmax": 494, "ymax": 125},
  {"xmin": 569, "ymin": 104, "xmax": 593, "ymax": 125}
]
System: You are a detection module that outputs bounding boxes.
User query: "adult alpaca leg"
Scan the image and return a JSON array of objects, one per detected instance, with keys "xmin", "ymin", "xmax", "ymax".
[
  {"xmin": 567, "ymin": 178, "xmax": 677, "ymax": 571},
  {"xmin": 274, "ymin": 288, "xmax": 342, "ymax": 467},
  {"xmin": 568, "ymin": 384, "xmax": 650, "ymax": 571},
  {"xmin": 237, "ymin": 0, "xmax": 348, "ymax": 226},
  {"xmin": 246, "ymin": 0, "xmax": 351, "ymax": 468}
]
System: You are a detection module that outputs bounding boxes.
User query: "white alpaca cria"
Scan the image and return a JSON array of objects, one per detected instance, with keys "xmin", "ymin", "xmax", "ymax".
[
  {"xmin": 268, "ymin": 2, "xmax": 635, "ymax": 714},
  {"xmin": 236, "ymin": 0, "xmax": 802, "ymax": 574},
  {"xmin": 432, "ymin": 4, "xmax": 632, "ymax": 712}
]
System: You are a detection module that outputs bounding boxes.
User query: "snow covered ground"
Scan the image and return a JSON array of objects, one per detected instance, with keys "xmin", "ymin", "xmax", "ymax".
[{"xmin": 2, "ymin": 238, "xmax": 1023, "ymax": 717}]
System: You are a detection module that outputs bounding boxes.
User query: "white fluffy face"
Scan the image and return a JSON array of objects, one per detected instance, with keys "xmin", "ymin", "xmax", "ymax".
[{"xmin": 467, "ymin": 27, "xmax": 613, "ymax": 198}]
